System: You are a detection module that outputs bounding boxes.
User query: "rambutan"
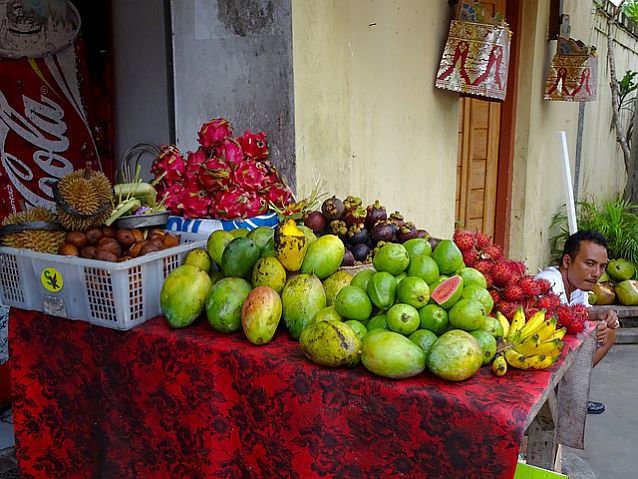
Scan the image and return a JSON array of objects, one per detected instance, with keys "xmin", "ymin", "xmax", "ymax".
[
  {"xmin": 496, "ymin": 300, "xmax": 519, "ymax": 320},
  {"xmin": 518, "ymin": 275, "xmax": 542, "ymax": 296},
  {"xmin": 483, "ymin": 244, "xmax": 502, "ymax": 261},
  {"xmin": 483, "ymin": 273, "xmax": 494, "ymax": 288},
  {"xmin": 489, "ymin": 288, "xmax": 501, "ymax": 304},
  {"xmin": 503, "ymin": 284, "xmax": 525, "ymax": 302},
  {"xmin": 553, "ymin": 304, "xmax": 586, "ymax": 334},
  {"xmin": 474, "ymin": 259, "xmax": 493, "ymax": 275},
  {"xmin": 536, "ymin": 293, "xmax": 561, "ymax": 312},
  {"xmin": 462, "ymin": 249, "xmax": 479, "ymax": 267},
  {"xmin": 476, "ymin": 231, "xmax": 492, "ymax": 249},
  {"xmin": 491, "ymin": 261, "xmax": 513, "ymax": 287},
  {"xmin": 453, "ymin": 229, "xmax": 476, "ymax": 252},
  {"xmin": 536, "ymin": 278, "xmax": 552, "ymax": 295}
]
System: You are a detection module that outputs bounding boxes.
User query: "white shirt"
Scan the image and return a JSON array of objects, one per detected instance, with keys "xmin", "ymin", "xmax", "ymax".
[{"xmin": 535, "ymin": 266, "xmax": 591, "ymax": 307}]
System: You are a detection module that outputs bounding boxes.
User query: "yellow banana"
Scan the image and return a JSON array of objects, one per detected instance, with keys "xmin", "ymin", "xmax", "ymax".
[
  {"xmin": 510, "ymin": 333, "xmax": 540, "ymax": 356},
  {"xmin": 274, "ymin": 219, "xmax": 308, "ymax": 272},
  {"xmin": 507, "ymin": 306, "xmax": 526, "ymax": 343},
  {"xmin": 517, "ymin": 309, "xmax": 547, "ymax": 342},
  {"xmin": 529, "ymin": 354, "xmax": 557, "ymax": 370},
  {"xmin": 495, "ymin": 311, "xmax": 510, "ymax": 339},
  {"xmin": 491, "ymin": 353, "xmax": 508, "ymax": 376},
  {"xmin": 516, "ymin": 338, "xmax": 564, "ymax": 358},
  {"xmin": 504, "ymin": 349, "xmax": 534, "ymax": 370},
  {"xmin": 545, "ymin": 326, "xmax": 567, "ymax": 342},
  {"xmin": 536, "ymin": 317, "xmax": 558, "ymax": 343}
]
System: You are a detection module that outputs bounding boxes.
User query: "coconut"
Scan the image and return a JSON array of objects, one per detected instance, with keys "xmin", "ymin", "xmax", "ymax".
[
  {"xmin": 615, "ymin": 280, "xmax": 638, "ymax": 306},
  {"xmin": 592, "ymin": 282, "xmax": 616, "ymax": 305}
]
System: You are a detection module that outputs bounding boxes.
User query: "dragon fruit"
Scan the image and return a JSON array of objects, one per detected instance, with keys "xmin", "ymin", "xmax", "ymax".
[
  {"xmin": 237, "ymin": 130, "xmax": 269, "ymax": 160},
  {"xmin": 216, "ymin": 138, "xmax": 244, "ymax": 166},
  {"xmin": 198, "ymin": 118, "xmax": 233, "ymax": 148},
  {"xmin": 232, "ymin": 159, "xmax": 268, "ymax": 191},
  {"xmin": 153, "ymin": 117, "xmax": 293, "ymax": 219}
]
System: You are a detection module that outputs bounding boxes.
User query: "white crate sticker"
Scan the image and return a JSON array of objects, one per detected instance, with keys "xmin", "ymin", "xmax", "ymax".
[{"xmin": 40, "ymin": 267, "xmax": 63, "ymax": 292}]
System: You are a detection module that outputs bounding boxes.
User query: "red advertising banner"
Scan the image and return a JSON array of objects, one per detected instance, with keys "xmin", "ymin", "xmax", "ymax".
[{"xmin": 0, "ymin": 0, "xmax": 114, "ymax": 221}]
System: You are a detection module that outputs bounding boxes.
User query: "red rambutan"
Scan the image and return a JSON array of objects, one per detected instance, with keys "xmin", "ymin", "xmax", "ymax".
[
  {"xmin": 482, "ymin": 244, "xmax": 502, "ymax": 261},
  {"xmin": 491, "ymin": 261, "xmax": 513, "ymax": 287},
  {"xmin": 476, "ymin": 231, "xmax": 492, "ymax": 249},
  {"xmin": 474, "ymin": 259, "xmax": 493, "ymax": 275},
  {"xmin": 518, "ymin": 275, "xmax": 542, "ymax": 296},
  {"xmin": 462, "ymin": 249, "xmax": 479, "ymax": 267},
  {"xmin": 453, "ymin": 229, "xmax": 476, "ymax": 252},
  {"xmin": 503, "ymin": 284, "xmax": 525, "ymax": 302}
]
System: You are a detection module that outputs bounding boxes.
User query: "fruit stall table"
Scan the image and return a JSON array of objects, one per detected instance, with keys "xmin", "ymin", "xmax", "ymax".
[{"xmin": 8, "ymin": 309, "xmax": 595, "ymax": 478}]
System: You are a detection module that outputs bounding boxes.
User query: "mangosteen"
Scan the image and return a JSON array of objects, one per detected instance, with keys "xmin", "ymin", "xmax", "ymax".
[
  {"xmin": 343, "ymin": 206, "xmax": 367, "ymax": 227},
  {"xmin": 351, "ymin": 243, "xmax": 371, "ymax": 262},
  {"xmin": 321, "ymin": 196, "xmax": 345, "ymax": 220},
  {"xmin": 329, "ymin": 219, "xmax": 348, "ymax": 238},
  {"xmin": 415, "ymin": 229, "xmax": 429, "ymax": 239},
  {"xmin": 428, "ymin": 236, "xmax": 442, "ymax": 251},
  {"xmin": 341, "ymin": 248, "xmax": 355, "ymax": 266},
  {"xmin": 304, "ymin": 210, "xmax": 327, "ymax": 233},
  {"xmin": 350, "ymin": 226, "xmax": 370, "ymax": 245},
  {"xmin": 398, "ymin": 222, "xmax": 419, "ymax": 243},
  {"xmin": 343, "ymin": 195, "xmax": 362, "ymax": 212},
  {"xmin": 370, "ymin": 221, "xmax": 398, "ymax": 244},
  {"xmin": 365, "ymin": 200, "xmax": 387, "ymax": 230},
  {"xmin": 389, "ymin": 211, "xmax": 405, "ymax": 228}
]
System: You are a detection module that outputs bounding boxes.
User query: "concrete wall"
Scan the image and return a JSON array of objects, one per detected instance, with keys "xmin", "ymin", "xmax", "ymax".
[
  {"xmin": 170, "ymin": 0, "xmax": 296, "ymax": 186},
  {"xmin": 510, "ymin": 0, "xmax": 637, "ymax": 273},
  {"xmin": 111, "ymin": 0, "xmax": 172, "ymax": 180},
  {"xmin": 291, "ymin": 0, "xmax": 459, "ymax": 240}
]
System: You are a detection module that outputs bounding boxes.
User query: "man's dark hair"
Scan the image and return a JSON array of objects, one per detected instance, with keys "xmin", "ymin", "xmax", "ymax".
[{"xmin": 562, "ymin": 230, "xmax": 608, "ymax": 259}]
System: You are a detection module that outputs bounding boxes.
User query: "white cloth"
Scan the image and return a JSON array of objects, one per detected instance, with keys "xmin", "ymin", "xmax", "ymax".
[{"xmin": 535, "ymin": 266, "xmax": 591, "ymax": 307}]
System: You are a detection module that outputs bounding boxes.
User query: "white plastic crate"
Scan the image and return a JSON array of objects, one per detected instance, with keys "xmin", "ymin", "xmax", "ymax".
[{"xmin": 0, "ymin": 232, "xmax": 207, "ymax": 330}]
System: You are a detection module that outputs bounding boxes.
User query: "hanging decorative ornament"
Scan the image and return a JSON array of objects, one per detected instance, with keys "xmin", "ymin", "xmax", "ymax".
[
  {"xmin": 435, "ymin": 0, "xmax": 512, "ymax": 101},
  {"xmin": 544, "ymin": 36, "xmax": 598, "ymax": 102}
]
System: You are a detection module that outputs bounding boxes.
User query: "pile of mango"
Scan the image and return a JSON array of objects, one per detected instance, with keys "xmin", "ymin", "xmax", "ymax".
[{"xmin": 160, "ymin": 220, "xmax": 563, "ymax": 381}]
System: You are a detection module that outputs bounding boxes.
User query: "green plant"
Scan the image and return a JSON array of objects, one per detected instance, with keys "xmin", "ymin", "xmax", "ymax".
[
  {"xmin": 549, "ymin": 198, "xmax": 638, "ymax": 273},
  {"xmin": 623, "ymin": 0, "xmax": 638, "ymax": 22}
]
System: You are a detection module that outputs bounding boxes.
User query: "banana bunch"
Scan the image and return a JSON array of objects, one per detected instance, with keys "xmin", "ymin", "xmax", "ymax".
[
  {"xmin": 491, "ymin": 307, "xmax": 567, "ymax": 375},
  {"xmin": 274, "ymin": 219, "xmax": 308, "ymax": 271}
]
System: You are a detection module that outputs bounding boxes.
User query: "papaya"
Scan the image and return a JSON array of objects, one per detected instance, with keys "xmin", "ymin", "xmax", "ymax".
[
  {"xmin": 281, "ymin": 274, "xmax": 326, "ymax": 340},
  {"xmin": 206, "ymin": 277, "xmax": 252, "ymax": 333},
  {"xmin": 299, "ymin": 320, "xmax": 362, "ymax": 367},
  {"xmin": 300, "ymin": 234, "xmax": 345, "ymax": 279},
  {"xmin": 161, "ymin": 264, "xmax": 212, "ymax": 328},
  {"xmin": 361, "ymin": 330, "xmax": 426, "ymax": 379},
  {"xmin": 241, "ymin": 286, "xmax": 282, "ymax": 345}
]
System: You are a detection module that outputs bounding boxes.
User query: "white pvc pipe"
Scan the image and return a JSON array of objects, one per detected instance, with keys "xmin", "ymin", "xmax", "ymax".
[{"xmin": 559, "ymin": 131, "xmax": 578, "ymax": 234}]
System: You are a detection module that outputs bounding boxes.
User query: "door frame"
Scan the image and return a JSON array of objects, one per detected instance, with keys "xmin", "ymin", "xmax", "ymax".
[{"xmin": 493, "ymin": 0, "xmax": 523, "ymax": 255}]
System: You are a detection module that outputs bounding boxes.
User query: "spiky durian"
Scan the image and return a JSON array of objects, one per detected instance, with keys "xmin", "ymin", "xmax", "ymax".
[
  {"xmin": 1, "ymin": 207, "xmax": 66, "ymax": 254},
  {"xmin": 55, "ymin": 167, "xmax": 114, "ymax": 231}
]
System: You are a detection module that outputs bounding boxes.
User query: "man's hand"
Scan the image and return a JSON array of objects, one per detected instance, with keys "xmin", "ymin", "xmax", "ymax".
[{"xmin": 601, "ymin": 309, "xmax": 620, "ymax": 329}]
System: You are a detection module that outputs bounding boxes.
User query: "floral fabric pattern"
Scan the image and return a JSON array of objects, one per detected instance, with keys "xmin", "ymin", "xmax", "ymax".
[{"xmin": 9, "ymin": 310, "xmax": 587, "ymax": 479}]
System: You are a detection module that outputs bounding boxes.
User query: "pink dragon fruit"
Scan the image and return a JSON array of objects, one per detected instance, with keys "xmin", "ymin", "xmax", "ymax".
[
  {"xmin": 215, "ymin": 138, "xmax": 244, "ymax": 166},
  {"xmin": 232, "ymin": 159, "xmax": 268, "ymax": 192},
  {"xmin": 198, "ymin": 118, "xmax": 233, "ymax": 148},
  {"xmin": 199, "ymin": 156, "xmax": 232, "ymax": 192},
  {"xmin": 240, "ymin": 191, "xmax": 268, "ymax": 217},
  {"xmin": 264, "ymin": 183, "xmax": 293, "ymax": 209},
  {"xmin": 183, "ymin": 148, "xmax": 208, "ymax": 186},
  {"xmin": 162, "ymin": 182, "xmax": 186, "ymax": 215},
  {"xmin": 152, "ymin": 144, "xmax": 186, "ymax": 182},
  {"xmin": 179, "ymin": 185, "xmax": 213, "ymax": 218},
  {"xmin": 213, "ymin": 189, "xmax": 246, "ymax": 220},
  {"xmin": 237, "ymin": 130, "xmax": 269, "ymax": 160}
]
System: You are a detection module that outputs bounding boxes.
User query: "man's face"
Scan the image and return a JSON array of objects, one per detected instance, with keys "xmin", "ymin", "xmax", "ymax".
[{"xmin": 562, "ymin": 240, "xmax": 609, "ymax": 291}]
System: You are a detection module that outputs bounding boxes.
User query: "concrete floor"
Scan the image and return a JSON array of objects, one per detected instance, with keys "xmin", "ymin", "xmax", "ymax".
[{"xmin": 563, "ymin": 342, "xmax": 638, "ymax": 479}]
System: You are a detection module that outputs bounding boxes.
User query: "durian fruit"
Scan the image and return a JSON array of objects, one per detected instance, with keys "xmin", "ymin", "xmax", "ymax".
[
  {"xmin": 54, "ymin": 166, "xmax": 114, "ymax": 231},
  {"xmin": 0, "ymin": 207, "xmax": 66, "ymax": 254}
]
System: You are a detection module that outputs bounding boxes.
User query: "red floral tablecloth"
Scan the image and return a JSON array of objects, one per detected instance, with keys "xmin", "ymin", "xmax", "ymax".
[{"xmin": 9, "ymin": 309, "xmax": 587, "ymax": 479}]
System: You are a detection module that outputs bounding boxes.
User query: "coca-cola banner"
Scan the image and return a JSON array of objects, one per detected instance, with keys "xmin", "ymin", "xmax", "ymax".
[{"xmin": 0, "ymin": 0, "xmax": 114, "ymax": 220}]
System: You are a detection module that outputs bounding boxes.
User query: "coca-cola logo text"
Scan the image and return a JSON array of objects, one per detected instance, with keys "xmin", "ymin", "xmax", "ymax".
[{"xmin": 0, "ymin": 90, "xmax": 74, "ymax": 209}]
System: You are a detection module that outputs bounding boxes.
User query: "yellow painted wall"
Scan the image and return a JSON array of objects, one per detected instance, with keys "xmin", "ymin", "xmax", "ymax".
[
  {"xmin": 511, "ymin": 1, "xmax": 635, "ymax": 272},
  {"xmin": 291, "ymin": 0, "xmax": 459, "ymax": 239},
  {"xmin": 292, "ymin": 0, "xmax": 634, "ymax": 271}
]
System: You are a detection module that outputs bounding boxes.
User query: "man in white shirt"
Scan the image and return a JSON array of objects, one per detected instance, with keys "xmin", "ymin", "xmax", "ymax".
[{"xmin": 536, "ymin": 230, "xmax": 619, "ymax": 414}]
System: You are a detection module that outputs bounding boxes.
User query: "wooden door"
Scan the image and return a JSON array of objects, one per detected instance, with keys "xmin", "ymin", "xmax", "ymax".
[{"xmin": 455, "ymin": 0, "xmax": 506, "ymax": 239}]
